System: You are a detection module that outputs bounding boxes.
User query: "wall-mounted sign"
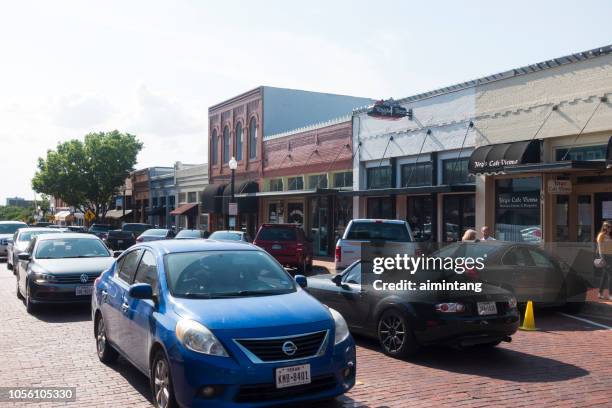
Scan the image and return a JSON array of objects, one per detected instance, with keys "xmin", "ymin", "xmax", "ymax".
[
  {"xmin": 367, "ymin": 99, "xmax": 410, "ymax": 120},
  {"xmin": 496, "ymin": 192, "xmax": 540, "ymax": 210},
  {"xmin": 547, "ymin": 179, "xmax": 572, "ymax": 194}
]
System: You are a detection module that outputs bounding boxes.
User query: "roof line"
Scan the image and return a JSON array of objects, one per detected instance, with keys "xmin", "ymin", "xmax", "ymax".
[{"xmin": 264, "ymin": 114, "xmax": 352, "ymax": 141}]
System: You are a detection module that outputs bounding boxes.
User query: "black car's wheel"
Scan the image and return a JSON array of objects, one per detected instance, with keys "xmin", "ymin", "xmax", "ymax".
[
  {"xmin": 95, "ymin": 315, "xmax": 118, "ymax": 363},
  {"xmin": 151, "ymin": 351, "xmax": 177, "ymax": 408},
  {"xmin": 25, "ymin": 282, "xmax": 36, "ymax": 314},
  {"xmin": 377, "ymin": 309, "xmax": 418, "ymax": 358}
]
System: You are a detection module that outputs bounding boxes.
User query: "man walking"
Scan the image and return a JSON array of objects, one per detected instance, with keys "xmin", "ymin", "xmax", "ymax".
[{"xmin": 481, "ymin": 226, "xmax": 496, "ymax": 241}]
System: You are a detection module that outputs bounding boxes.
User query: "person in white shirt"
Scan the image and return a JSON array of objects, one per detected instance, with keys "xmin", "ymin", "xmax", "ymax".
[{"xmin": 481, "ymin": 226, "xmax": 496, "ymax": 241}]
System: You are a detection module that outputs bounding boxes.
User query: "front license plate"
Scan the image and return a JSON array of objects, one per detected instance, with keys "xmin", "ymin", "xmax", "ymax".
[
  {"xmin": 117, "ymin": 240, "xmax": 123, "ymax": 244},
  {"xmin": 76, "ymin": 285, "xmax": 93, "ymax": 296},
  {"xmin": 272, "ymin": 244, "xmax": 282, "ymax": 250},
  {"xmin": 275, "ymin": 364, "xmax": 311, "ymax": 389},
  {"xmin": 477, "ymin": 301, "xmax": 497, "ymax": 315}
]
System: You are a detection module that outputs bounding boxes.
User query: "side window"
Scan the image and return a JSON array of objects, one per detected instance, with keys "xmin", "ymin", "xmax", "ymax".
[
  {"xmin": 117, "ymin": 249, "xmax": 143, "ymax": 283},
  {"xmin": 502, "ymin": 248, "xmax": 532, "ymax": 267},
  {"xmin": 133, "ymin": 251, "xmax": 159, "ymax": 295},
  {"xmin": 343, "ymin": 262, "xmax": 362, "ymax": 285},
  {"xmin": 527, "ymin": 249, "xmax": 553, "ymax": 268}
]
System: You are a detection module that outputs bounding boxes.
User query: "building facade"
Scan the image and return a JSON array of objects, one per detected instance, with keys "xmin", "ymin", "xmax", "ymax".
[
  {"xmin": 172, "ymin": 162, "xmax": 209, "ymax": 230},
  {"xmin": 148, "ymin": 167, "xmax": 176, "ymax": 228},
  {"xmin": 130, "ymin": 169, "xmax": 150, "ymax": 223}
]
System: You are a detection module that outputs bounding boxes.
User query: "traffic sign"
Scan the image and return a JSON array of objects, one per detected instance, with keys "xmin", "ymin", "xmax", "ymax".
[{"xmin": 85, "ymin": 210, "xmax": 96, "ymax": 223}]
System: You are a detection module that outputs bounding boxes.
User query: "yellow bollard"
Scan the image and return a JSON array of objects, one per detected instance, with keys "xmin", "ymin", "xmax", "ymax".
[{"xmin": 519, "ymin": 300, "xmax": 537, "ymax": 331}]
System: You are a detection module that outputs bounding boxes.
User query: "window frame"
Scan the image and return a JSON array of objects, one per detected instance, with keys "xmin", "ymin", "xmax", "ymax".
[
  {"xmin": 366, "ymin": 166, "xmax": 392, "ymax": 189},
  {"xmin": 269, "ymin": 178, "xmax": 284, "ymax": 192},
  {"xmin": 249, "ymin": 118, "xmax": 257, "ymax": 159},
  {"xmin": 401, "ymin": 162, "xmax": 433, "ymax": 187},
  {"xmin": 235, "ymin": 122, "xmax": 243, "ymax": 161},
  {"xmin": 116, "ymin": 249, "xmax": 144, "ymax": 284},
  {"xmin": 211, "ymin": 129, "xmax": 218, "ymax": 165},
  {"xmin": 442, "ymin": 158, "xmax": 474, "ymax": 185},
  {"xmin": 223, "ymin": 126, "xmax": 230, "ymax": 164},
  {"xmin": 287, "ymin": 176, "xmax": 304, "ymax": 191},
  {"xmin": 133, "ymin": 250, "xmax": 159, "ymax": 295}
]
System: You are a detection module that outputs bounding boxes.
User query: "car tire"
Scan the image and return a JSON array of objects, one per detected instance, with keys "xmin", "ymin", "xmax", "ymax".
[
  {"xmin": 151, "ymin": 350, "xmax": 178, "ymax": 408},
  {"xmin": 7, "ymin": 261, "xmax": 12, "ymax": 270},
  {"xmin": 25, "ymin": 282, "xmax": 36, "ymax": 314},
  {"xmin": 377, "ymin": 309, "xmax": 419, "ymax": 358},
  {"xmin": 16, "ymin": 276, "xmax": 23, "ymax": 300},
  {"xmin": 474, "ymin": 340, "xmax": 502, "ymax": 348},
  {"xmin": 95, "ymin": 314, "xmax": 118, "ymax": 364}
]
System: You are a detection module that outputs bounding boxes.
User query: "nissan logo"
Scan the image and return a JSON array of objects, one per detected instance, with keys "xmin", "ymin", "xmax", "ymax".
[
  {"xmin": 80, "ymin": 274, "xmax": 89, "ymax": 284},
  {"xmin": 281, "ymin": 341, "xmax": 297, "ymax": 356}
]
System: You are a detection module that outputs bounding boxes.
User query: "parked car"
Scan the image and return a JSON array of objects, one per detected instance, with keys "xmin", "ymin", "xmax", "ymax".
[
  {"xmin": 253, "ymin": 224, "xmax": 313, "ymax": 273},
  {"xmin": 175, "ymin": 229, "xmax": 209, "ymax": 240},
  {"xmin": 307, "ymin": 259, "xmax": 519, "ymax": 358},
  {"xmin": 15, "ymin": 233, "xmax": 115, "ymax": 313},
  {"xmin": 334, "ymin": 219, "xmax": 415, "ymax": 272},
  {"xmin": 66, "ymin": 226, "xmax": 88, "ymax": 233},
  {"xmin": 105, "ymin": 223, "xmax": 153, "ymax": 250},
  {"xmin": 88, "ymin": 224, "xmax": 113, "ymax": 238},
  {"xmin": 92, "ymin": 240, "xmax": 356, "ymax": 408},
  {"xmin": 0, "ymin": 221, "xmax": 28, "ymax": 259},
  {"xmin": 7, "ymin": 227, "xmax": 58, "ymax": 273},
  {"xmin": 208, "ymin": 230, "xmax": 251, "ymax": 242},
  {"xmin": 136, "ymin": 228, "xmax": 175, "ymax": 242},
  {"xmin": 430, "ymin": 241, "xmax": 588, "ymax": 311}
]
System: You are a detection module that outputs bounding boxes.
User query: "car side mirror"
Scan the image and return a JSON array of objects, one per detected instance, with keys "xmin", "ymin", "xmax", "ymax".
[
  {"xmin": 7, "ymin": 238, "xmax": 13, "ymax": 244},
  {"xmin": 294, "ymin": 275, "xmax": 307, "ymax": 289},
  {"xmin": 129, "ymin": 283, "xmax": 154, "ymax": 300},
  {"xmin": 332, "ymin": 274, "xmax": 343, "ymax": 286},
  {"xmin": 18, "ymin": 253, "xmax": 31, "ymax": 261},
  {"xmin": 113, "ymin": 251, "xmax": 122, "ymax": 258}
]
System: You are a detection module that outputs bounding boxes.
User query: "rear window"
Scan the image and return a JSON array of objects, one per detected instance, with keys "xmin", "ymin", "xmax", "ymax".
[
  {"xmin": 346, "ymin": 222, "xmax": 411, "ymax": 242},
  {"xmin": 257, "ymin": 227, "xmax": 297, "ymax": 241},
  {"xmin": 177, "ymin": 230, "xmax": 203, "ymax": 239},
  {"xmin": 143, "ymin": 229, "xmax": 168, "ymax": 236},
  {"xmin": 209, "ymin": 231, "xmax": 242, "ymax": 241}
]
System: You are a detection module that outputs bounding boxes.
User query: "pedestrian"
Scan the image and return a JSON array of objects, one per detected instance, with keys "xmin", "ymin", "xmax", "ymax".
[
  {"xmin": 596, "ymin": 221, "xmax": 612, "ymax": 300},
  {"xmin": 462, "ymin": 229, "xmax": 477, "ymax": 241},
  {"xmin": 481, "ymin": 226, "xmax": 496, "ymax": 241}
]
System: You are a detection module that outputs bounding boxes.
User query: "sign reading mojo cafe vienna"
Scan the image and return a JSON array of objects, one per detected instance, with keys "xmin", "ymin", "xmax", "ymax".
[
  {"xmin": 468, "ymin": 140, "xmax": 541, "ymax": 174},
  {"xmin": 496, "ymin": 192, "xmax": 540, "ymax": 210}
]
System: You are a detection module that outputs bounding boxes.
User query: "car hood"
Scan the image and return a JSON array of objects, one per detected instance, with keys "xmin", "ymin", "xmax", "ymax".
[
  {"xmin": 35, "ymin": 257, "xmax": 115, "ymax": 274},
  {"xmin": 171, "ymin": 289, "xmax": 331, "ymax": 330}
]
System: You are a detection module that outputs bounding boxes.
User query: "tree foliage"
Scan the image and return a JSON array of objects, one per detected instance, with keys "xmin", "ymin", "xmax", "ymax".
[
  {"xmin": 32, "ymin": 131, "xmax": 143, "ymax": 220},
  {"xmin": 0, "ymin": 206, "xmax": 34, "ymax": 223}
]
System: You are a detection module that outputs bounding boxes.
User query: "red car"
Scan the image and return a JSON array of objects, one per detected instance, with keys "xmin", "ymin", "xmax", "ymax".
[{"xmin": 253, "ymin": 224, "xmax": 313, "ymax": 273}]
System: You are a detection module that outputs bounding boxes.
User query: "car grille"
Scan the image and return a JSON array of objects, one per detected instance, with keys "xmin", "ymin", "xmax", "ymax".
[
  {"xmin": 235, "ymin": 331, "xmax": 327, "ymax": 362},
  {"xmin": 52, "ymin": 273, "xmax": 99, "ymax": 284},
  {"xmin": 235, "ymin": 375, "xmax": 337, "ymax": 403}
]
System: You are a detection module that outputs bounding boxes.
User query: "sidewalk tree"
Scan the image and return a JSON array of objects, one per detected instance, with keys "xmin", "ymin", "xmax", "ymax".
[{"xmin": 32, "ymin": 131, "xmax": 143, "ymax": 221}]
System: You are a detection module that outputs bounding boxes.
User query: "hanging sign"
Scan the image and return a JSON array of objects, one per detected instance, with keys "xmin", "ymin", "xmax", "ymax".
[{"xmin": 547, "ymin": 179, "xmax": 572, "ymax": 194}]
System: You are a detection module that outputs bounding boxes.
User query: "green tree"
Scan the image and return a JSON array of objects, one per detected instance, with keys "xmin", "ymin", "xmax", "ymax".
[
  {"xmin": 38, "ymin": 194, "xmax": 50, "ymax": 218},
  {"xmin": 32, "ymin": 131, "xmax": 143, "ymax": 221}
]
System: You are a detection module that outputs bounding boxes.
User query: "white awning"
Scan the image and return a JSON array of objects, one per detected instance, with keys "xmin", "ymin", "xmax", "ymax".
[
  {"xmin": 55, "ymin": 210, "xmax": 72, "ymax": 221},
  {"xmin": 104, "ymin": 209, "xmax": 132, "ymax": 219}
]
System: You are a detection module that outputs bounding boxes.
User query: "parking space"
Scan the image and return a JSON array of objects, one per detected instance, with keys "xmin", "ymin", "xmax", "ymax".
[{"xmin": 0, "ymin": 263, "xmax": 610, "ymax": 408}]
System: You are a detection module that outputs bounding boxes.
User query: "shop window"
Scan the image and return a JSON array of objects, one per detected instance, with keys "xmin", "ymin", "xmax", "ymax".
[
  {"xmin": 401, "ymin": 162, "xmax": 433, "ymax": 187},
  {"xmin": 334, "ymin": 196, "xmax": 353, "ymax": 242},
  {"xmin": 287, "ymin": 202, "xmax": 304, "ymax": 225},
  {"xmin": 235, "ymin": 122, "xmax": 243, "ymax": 161},
  {"xmin": 199, "ymin": 213, "xmax": 209, "ymax": 232},
  {"xmin": 555, "ymin": 195, "xmax": 569, "ymax": 241},
  {"xmin": 178, "ymin": 193, "xmax": 186, "ymax": 204},
  {"xmin": 367, "ymin": 197, "xmax": 395, "ymax": 219},
  {"xmin": 211, "ymin": 129, "xmax": 218, "ymax": 165},
  {"xmin": 578, "ymin": 195, "xmax": 592, "ymax": 242},
  {"xmin": 367, "ymin": 166, "xmax": 392, "ymax": 189},
  {"xmin": 442, "ymin": 158, "xmax": 474, "ymax": 184},
  {"xmin": 495, "ymin": 177, "xmax": 541, "ymax": 242},
  {"xmin": 223, "ymin": 126, "xmax": 230, "ymax": 164},
  {"xmin": 268, "ymin": 203, "xmax": 283, "ymax": 223},
  {"xmin": 187, "ymin": 192, "xmax": 197, "ymax": 203},
  {"xmin": 249, "ymin": 118, "xmax": 257, "ymax": 159},
  {"xmin": 555, "ymin": 144, "xmax": 606, "ymax": 161},
  {"xmin": 269, "ymin": 179, "xmax": 283, "ymax": 192},
  {"xmin": 442, "ymin": 194, "xmax": 475, "ymax": 242},
  {"xmin": 407, "ymin": 196, "xmax": 434, "ymax": 241},
  {"xmin": 152, "ymin": 197, "xmax": 158, "ymax": 207},
  {"xmin": 161, "ymin": 196, "xmax": 167, "ymax": 207},
  {"xmin": 288, "ymin": 177, "xmax": 304, "ymax": 191},
  {"xmin": 333, "ymin": 172, "xmax": 353, "ymax": 188},
  {"xmin": 309, "ymin": 174, "xmax": 328, "ymax": 189}
]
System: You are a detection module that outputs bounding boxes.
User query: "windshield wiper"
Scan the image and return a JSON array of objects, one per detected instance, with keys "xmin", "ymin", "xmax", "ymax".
[{"xmin": 212, "ymin": 289, "xmax": 293, "ymax": 298}]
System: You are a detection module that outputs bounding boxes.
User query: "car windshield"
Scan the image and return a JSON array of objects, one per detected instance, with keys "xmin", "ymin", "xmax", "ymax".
[
  {"xmin": 35, "ymin": 238, "xmax": 111, "ymax": 259},
  {"xmin": 165, "ymin": 250, "xmax": 296, "ymax": 298},
  {"xmin": 346, "ymin": 222, "xmax": 411, "ymax": 242},
  {"xmin": 209, "ymin": 231, "xmax": 241, "ymax": 241},
  {"xmin": 0, "ymin": 223, "xmax": 27, "ymax": 234},
  {"xmin": 124, "ymin": 224, "xmax": 151, "ymax": 233},
  {"xmin": 19, "ymin": 230, "xmax": 56, "ymax": 242},
  {"xmin": 90, "ymin": 225, "xmax": 112, "ymax": 231},
  {"xmin": 176, "ymin": 230, "xmax": 202, "ymax": 238},
  {"xmin": 143, "ymin": 229, "xmax": 168, "ymax": 236},
  {"xmin": 257, "ymin": 227, "xmax": 296, "ymax": 241}
]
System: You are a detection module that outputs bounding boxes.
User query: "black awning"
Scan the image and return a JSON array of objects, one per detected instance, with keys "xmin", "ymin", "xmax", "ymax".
[
  {"xmin": 468, "ymin": 140, "xmax": 541, "ymax": 174},
  {"xmin": 339, "ymin": 184, "xmax": 475, "ymax": 197},
  {"xmin": 503, "ymin": 160, "xmax": 607, "ymax": 174},
  {"xmin": 201, "ymin": 184, "xmax": 226, "ymax": 213},
  {"xmin": 222, "ymin": 181, "xmax": 260, "ymax": 214}
]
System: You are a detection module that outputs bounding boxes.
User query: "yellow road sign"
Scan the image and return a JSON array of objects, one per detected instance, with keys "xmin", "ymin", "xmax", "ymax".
[{"xmin": 85, "ymin": 210, "xmax": 96, "ymax": 223}]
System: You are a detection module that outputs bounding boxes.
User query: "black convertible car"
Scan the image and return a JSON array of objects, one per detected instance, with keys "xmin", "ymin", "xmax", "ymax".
[{"xmin": 306, "ymin": 260, "xmax": 520, "ymax": 358}]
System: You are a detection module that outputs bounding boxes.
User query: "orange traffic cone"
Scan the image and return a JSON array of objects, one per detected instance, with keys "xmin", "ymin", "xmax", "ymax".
[{"xmin": 519, "ymin": 300, "xmax": 537, "ymax": 331}]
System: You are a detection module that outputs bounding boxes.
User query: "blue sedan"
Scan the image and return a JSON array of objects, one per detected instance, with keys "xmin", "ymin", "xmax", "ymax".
[{"xmin": 92, "ymin": 240, "xmax": 356, "ymax": 408}]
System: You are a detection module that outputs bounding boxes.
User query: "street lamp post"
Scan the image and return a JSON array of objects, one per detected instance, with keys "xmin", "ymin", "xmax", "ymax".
[{"xmin": 228, "ymin": 157, "xmax": 238, "ymax": 230}]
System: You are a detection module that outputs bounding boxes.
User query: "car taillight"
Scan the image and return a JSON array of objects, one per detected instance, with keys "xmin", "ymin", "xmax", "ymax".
[
  {"xmin": 335, "ymin": 246, "xmax": 341, "ymax": 263},
  {"xmin": 296, "ymin": 243, "xmax": 304, "ymax": 252},
  {"xmin": 435, "ymin": 303, "xmax": 465, "ymax": 313}
]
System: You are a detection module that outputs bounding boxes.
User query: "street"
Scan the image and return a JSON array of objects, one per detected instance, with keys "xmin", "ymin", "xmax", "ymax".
[{"xmin": 0, "ymin": 263, "xmax": 610, "ymax": 408}]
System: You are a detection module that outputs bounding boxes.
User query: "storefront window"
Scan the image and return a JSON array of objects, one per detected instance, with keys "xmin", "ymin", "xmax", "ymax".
[
  {"xmin": 309, "ymin": 174, "xmax": 328, "ymax": 189},
  {"xmin": 334, "ymin": 196, "xmax": 353, "ymax": 243},
  {"xmin": 269, "ymin": 179, "xmax": 283, "ymax": 192},
  {"xmin": 367, "ymin": 197, "xmax": 395, "ymax": 219},
  {"xmin": 578, "ymin": 195, "xmax": 592, "ymax": 242},
  {"xmin": 310, "ymin": 196, "xmax": 330, "ymax": 256},
  {"xmin": 442, "ymin": 194, "xmax": 475, "ymax": 242},
  {"xmin": 287, "ymin": 202, "xmax": 304, "ymax": 225},
  {"xmin": 333, "ymin": 172, "xmax": 353, "ymax": 188},
  {"xmin": 495, "ymin": 176, "xmax": 541, "ymax": 242},
  {"xmin": 268, "ymin": 202, "xmax": 284, "ymax": 223},
  {"xmin": 288, "ymin": 177, "xmax": 304, "ymax": 191},
  {"xmin": 442, "ymin": 158, "xmax": 474, "ymax": 185},
  {"xmin": 401, "ymin": 162, "xmax": 432, "ymax": 187},
  {"xmin": 187, "ymin": 192, "xmax": 197, "ymax": 203},
  {"xmin": 367, "ymin": 166, "xmax": 392, "ymax": 189},
  {"xmin": 407, "ymin": 196, "xmax": 434, "ymax": 241},
  {"xmin": 199, "ymin": 213, "xmax": 209, "ymax": 232},
  {"xmin": 555, "ymin": 144, "xmax": 606, "ymax": 161},
  {"xmin": 555, "ymin": 195, "xmax": 569, "ymax": 241}
]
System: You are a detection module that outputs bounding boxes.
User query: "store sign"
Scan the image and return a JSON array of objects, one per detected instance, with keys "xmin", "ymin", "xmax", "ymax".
[
  {"xmin": 497, "ymin": 192, "xmax": 540, "ymax": 210},
  {"xmin": 228, "ymin": 202, "xmax": 238, "ymax": 216},
  {"xmin": 472, "ymin": 158, "xmax": 519, "ymax": 172},
  {"xmin": 547, "ymin": 179, "xmax": 572, "ymax": 194},
  {"xmin": 367, "ymin": 99, "xmax": 409, "ymax": 120}
]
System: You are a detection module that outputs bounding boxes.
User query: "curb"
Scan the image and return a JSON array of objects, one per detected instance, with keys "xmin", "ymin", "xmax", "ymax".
[{"xmin": 582, "ymin": 301, "xmax": 612, "ymax": 319}]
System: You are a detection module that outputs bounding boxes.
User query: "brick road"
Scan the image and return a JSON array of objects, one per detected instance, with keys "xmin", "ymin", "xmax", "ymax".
[{"xmin": 1, "ymin": 263, "xmax": 611, "ymax": 408}]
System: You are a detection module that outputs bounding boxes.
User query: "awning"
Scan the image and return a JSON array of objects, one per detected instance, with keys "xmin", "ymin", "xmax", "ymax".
[
  {"xmin": 468, "ymin": 140, "xmax": 541, "ymax": 175},
  {"xmin": 222, "ymin": 181, "xmax": 259, "ymax": 214},
  {"xmin": 55, "ymin": 210, "xmax": 72, "ymax": 221},
  {"xmin": 503, "ymin": 160, "xmax": 607, "ymax": 174},
  {"xmin": 170, "ymin": 203, "xmax": 198, "ymax": 216},
  {"xmin": 146, "ymin": 207, "xmax": 165, "ymax": 216},
  {"xmin": 201, "ymin": 184, "xmax": 226, "ymax": 213},
  {"xmin": 104, "ymin": 209, "xmax": 132, "ymax": 219},
  {"xmin": 340, "ymin": 184, "xmax": 475, "ymax": 197}
]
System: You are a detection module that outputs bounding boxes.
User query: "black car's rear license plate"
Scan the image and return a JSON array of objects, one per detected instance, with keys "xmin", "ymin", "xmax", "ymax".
[{"xmin": 477, "ymin": 301, "xmax": 497, "ymax": 315}]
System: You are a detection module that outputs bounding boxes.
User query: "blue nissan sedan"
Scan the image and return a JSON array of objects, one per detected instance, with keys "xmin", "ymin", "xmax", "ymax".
[{"xmin": 92, "ymin": 240, "xmax": 356, "ymax": 408}]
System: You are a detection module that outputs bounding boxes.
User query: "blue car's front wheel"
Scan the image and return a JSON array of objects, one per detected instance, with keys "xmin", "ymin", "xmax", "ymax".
[
  {"xmin": 151, "ymin": 350, "xmax": 178, "ymax": 408},
  {"xmin": 95, "ymin": 314, "xmax": 118, "ymax": 364}
]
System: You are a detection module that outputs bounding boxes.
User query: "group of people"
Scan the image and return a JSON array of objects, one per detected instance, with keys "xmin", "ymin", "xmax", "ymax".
[{"xmin": 461, "ymin": 226, "xmax": 496, "ymax": 242}]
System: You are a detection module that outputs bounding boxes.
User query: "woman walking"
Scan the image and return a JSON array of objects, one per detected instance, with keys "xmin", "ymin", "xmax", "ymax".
[{"xmin": 596, "ymin": 221, "xmax": 612, "ymax": 300}]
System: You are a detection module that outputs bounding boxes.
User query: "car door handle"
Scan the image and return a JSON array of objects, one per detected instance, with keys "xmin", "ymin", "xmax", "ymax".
[{"xmin": 121, "ymin": 302, "xmax": 129, "ymax": 313}]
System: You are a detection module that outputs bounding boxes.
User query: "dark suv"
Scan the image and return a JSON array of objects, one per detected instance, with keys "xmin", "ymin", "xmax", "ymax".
[
  {"xmin": 253, "ymin": 224, "xmax": 313, "ymax": 273},
  {"xmin": 88, "ymin": 224, "xmax": 113, "ymax": 239},
  {"xmin": 104, "ymin": 223, "xmax": 153, "ymax": 250}
]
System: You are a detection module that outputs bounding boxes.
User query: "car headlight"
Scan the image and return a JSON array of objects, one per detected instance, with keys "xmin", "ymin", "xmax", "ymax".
[
  {"xmin": 175, "ymin": 320, "xmax": 229, "ymax": 357},
  {"xmin": 32, "ymin": 270, "xmax": 57, "ymax": 283},
  {"xmin": 329, "ymin": 308, "xmax": 350, "ymax": 345},
  {"xmin": 508, "ymin": 297, "xmax": 517, "ymax": 309}
]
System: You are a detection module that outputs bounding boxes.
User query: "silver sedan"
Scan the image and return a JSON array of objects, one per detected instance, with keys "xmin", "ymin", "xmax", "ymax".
[{"xmin": 7, "ymin": 227, "xmax": 58, "ymax": 274}]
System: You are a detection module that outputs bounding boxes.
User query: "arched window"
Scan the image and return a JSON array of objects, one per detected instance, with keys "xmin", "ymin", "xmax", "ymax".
[
  {"xmin": 223, "ymin": 126, "xmax": 230, "ymax": 164},
  {"xmin": 235, "ymin": 122, "xmax": 243, "ymax": 161},
  {"xmin": 249, "ymin": 117, "xmax": 257, "ymax": 159},
  {"xmin": 211, "ymin": 129, "xmax": 218, "ymax": 165}
]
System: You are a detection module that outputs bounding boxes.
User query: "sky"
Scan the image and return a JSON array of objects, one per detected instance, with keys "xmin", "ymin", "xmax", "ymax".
[{"xmin": 1, "ymin": 0, "xmax": 611, "ymax": 204}]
